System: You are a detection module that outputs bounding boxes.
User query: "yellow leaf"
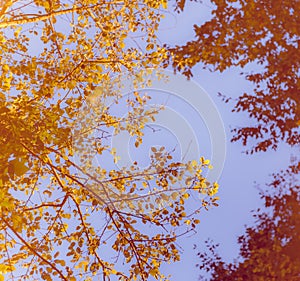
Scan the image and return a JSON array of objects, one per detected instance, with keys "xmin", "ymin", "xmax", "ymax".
[
  {"xmin": 149, "ymin": 268, "xmax": 159, "ymax": 278},
  {"xmin": 110, "ymin": 269, "xmax": 117, "ymax": 274},
  {"xmin": 161, "ymin": 193, "xmax": 168, "ymax": 201},
  {"xmin": 161, "ymin": 0, "xmax": 168, "ymax": 9},
  {"xmin": 9, "ymin": 158, "xmax": 29, "ymax": 177},
  {"xmin": 2, "ymin": 64, "xmax": 9, "ymax": 72},
  {"xmin": 0, "ymin": 264, "xmax": 8, "ymax": 273},
  {"xmin": 62, "ymin": 213, "xmax": 71, "ymax": 219},
  {"xmin": 171, "ymin": 191, "xmax": 178, "ymax": 200},
  {"xmin": 182, "ymin": 193, "xmax": 189, "ymax": 199}
]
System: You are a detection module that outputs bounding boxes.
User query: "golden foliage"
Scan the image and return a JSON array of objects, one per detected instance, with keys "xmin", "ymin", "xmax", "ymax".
[{"xmin": 0, "ymin": 1, "xmax": 218, "ymax": 280}]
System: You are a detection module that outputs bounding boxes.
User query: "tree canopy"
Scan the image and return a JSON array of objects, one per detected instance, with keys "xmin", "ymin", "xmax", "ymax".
[
  {"xmin": 167, "ymin": 0, "xmax": 300, "ymax": 153},
  {"xmin": 0, "ymin": 1, "xmax": 219, "ymax": 280}
]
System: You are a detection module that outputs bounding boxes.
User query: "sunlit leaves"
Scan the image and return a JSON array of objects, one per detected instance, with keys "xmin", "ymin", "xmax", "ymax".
[
  {"xmin": 8, "ymin": 158, "xmax": 29, "ymax": 177},
  {"xmin": 0, "ymin": 0, "xmax": 218, "ymax": 280}
]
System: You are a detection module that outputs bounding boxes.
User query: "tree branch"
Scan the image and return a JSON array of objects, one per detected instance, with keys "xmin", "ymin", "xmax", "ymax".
[
  {"xmin": 0, "ymin": 2, "xmax": 123, "ymax": 28},
  {"xmin": 1, "ymin": 217, "xmax": 68, "ymax": 281}
]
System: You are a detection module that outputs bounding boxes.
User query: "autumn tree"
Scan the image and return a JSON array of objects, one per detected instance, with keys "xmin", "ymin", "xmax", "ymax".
[
  {"xmin": 166, "ymin": 0, "xmax": 300, "ymax": 154},
  {"xmin": 0, "ymin": 1, "xmax": 219, "ymax": 280},
  {"xmin": 196, "ymin": 166, "xmax": 300, "ymax": 281}
]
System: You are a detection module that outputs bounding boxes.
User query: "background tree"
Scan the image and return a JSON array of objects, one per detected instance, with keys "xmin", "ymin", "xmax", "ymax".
[
  {"xmin": 166, "ymin": 0, "xmax": 300, "ymax": 154},
  {"xmin": 0, "ymin": 1, "xmax": 219, "ymax": 280},
  {"xmin": 196, "ymin": 166, "xmax": 300, "ymax": 281},
  {"xmin": 164, "ymin": 1, "xmax": 300, "ymax": 279}
]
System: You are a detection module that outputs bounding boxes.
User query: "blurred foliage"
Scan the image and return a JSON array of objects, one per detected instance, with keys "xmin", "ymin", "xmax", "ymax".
[
  {"xmin": 166, "ymin": 1, "xmax": 300, "ymax": 279},
  {"xmin": 196, "ymin": 166, "xmax": 300, "ymax": 281},
  {"xmin": 167, "ymin": 0, "xmax": 300, "ymax": 153}
]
